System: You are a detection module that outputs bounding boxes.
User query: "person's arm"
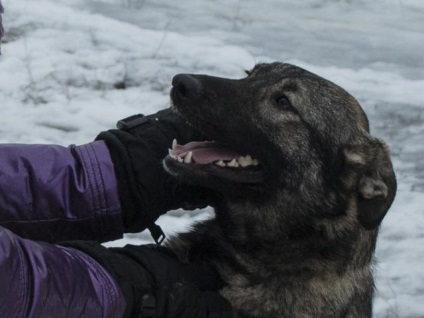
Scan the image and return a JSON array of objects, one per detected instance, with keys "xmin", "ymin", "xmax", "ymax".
[
  {"xmin": 0, "ymin": 226, "xmax": 126, "ymax": 317},
  {"xmin": 0, "ymin": 141, "xmax": 123, "ymax": 243},
  {"xmin": 66, "ymin": 242, "xmax": 236, "ymax": 318},
  {"xmin": 0, "ymin": 109, "xmax": 210, "ymax": 243},
  {"xmin": 0, "ymin": 225, "xmax": 235, "ymax": 318}
]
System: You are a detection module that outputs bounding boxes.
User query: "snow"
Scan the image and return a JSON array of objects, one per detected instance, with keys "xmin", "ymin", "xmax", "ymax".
[{"xmin": 1, "ymin": 0, "xmax": 423, "ymax": 316}]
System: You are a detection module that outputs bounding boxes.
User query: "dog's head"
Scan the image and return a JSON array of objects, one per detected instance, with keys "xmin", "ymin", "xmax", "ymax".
[{"xmin": 164, "ymin": 63, "xmax": 396, "ymax": 231}]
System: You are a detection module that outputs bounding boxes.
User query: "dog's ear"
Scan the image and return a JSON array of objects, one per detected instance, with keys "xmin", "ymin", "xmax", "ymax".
[{"xmin": 343, "ymin": 137, "xmax": 397, "ymax": 230}]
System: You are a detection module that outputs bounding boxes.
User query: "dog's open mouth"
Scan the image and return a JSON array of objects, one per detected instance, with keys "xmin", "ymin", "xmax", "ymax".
[{"xmin": 165, "ymin": 139, "xmax": 265, "ymax": 184}]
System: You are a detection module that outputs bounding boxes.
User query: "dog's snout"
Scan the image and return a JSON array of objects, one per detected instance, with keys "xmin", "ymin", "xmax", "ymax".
[{"xmin": 172, "ymin": 74, "xmax": 202, "ymax": 100}]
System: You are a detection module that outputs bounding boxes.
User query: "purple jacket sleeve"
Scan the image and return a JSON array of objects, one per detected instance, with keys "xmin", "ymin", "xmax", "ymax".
[
  {"xmin": 0, "ymin": 141, "xmax": 124, "ymax": 243},
  {"xmin": 0, "ymin": 226, "xmax": 126, "ymax": 317}
]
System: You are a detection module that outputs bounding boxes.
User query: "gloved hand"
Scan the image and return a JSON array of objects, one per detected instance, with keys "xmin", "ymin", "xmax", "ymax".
[
  {"xmin": 157, "ymin": 283, "xmax": 235, "ymax": 318},
  {"xmin": 96, "ymin": 109, "xmax": 213, "ymax": 234},
  {"xmin": 117, "ymin": 244, "xmax": 235, "ymax": 318},
  {"xmin": 67, "ymin": 242, "xmax": 235, "ymax": 318}
]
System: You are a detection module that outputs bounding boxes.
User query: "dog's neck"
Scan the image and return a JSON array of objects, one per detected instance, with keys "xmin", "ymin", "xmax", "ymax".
[{"xmin": 213, "ymin": 197, "xmax": 378, "ymax": 274}]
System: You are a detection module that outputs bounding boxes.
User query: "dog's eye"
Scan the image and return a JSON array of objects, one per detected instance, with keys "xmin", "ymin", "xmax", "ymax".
[{"xmin": 274, "ymin": 95, "xmax": 292, "ymax": 110}]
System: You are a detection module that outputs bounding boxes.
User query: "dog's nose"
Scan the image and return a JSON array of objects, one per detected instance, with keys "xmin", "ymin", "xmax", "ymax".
[{"xmin": 172, "ymin": 74, "xmax": 202, "ymax": 100}]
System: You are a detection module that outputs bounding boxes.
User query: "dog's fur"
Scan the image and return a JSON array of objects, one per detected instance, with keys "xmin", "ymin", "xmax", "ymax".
[{"xmin": 163, "ymin": 63, "xmax": 396, "ymax": 317}]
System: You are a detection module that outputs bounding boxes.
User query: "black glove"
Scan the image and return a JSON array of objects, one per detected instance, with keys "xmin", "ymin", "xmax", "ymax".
[
  {"xmin": 96, "ymin": 109, "xmax": 212, "ymax": 234},
  {"xmin": 156, "ymin": 283, "xmax": 235, "ymax": 318},
  {"xmin": 118, "ymin": 244, "xmax": 235, "ymax": 318},
  {"xmin": 65, "ymin": 242, "xmax": 235, "ymax": 318}
]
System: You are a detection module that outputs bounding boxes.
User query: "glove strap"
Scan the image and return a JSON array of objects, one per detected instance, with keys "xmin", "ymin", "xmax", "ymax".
[
  {"xmin": 116, "ymin": 114, "xmax": 148, "ymax": 130},
  {"xmin": 140, "ymin": 294, "xmax": 156, "ymax": 318},
  {"xmin": 148, "ymin": 223, "xmax": 166, "ymax": 245}
]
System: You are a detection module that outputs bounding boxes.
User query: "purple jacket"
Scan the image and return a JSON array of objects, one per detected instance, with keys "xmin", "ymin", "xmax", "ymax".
[
  {"xmin": 0, "ymin": 141, "xmax": 127, "ymax": 317},
  {"xmin": 0, "ymin": 141, "xmax": 123, "ymax": 243}
]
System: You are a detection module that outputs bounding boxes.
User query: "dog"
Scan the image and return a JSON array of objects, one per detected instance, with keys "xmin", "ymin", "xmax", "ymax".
[{"xmin": 163, "ymin": 62, "xmax": 397, "ymax": 317}]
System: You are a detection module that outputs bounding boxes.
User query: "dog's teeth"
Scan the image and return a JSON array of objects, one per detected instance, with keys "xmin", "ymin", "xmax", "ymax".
[
  {"xmin": 252, "ymin": 159, "xmax": 259, "ymax": 166},
  {"xmin": 227, "ymin": 158, "xmax": 239, "ymax": 167},
  {"xmin": 177, "ymin": 156, "xmax": 183, "ymax": 163},
  {"xmin": 168, "ymin": 149, "xmax": 177, "ymax": 160},
  {"xmin": 184, "ymin": 151, "xmax": 193, "ymax": 164},
  {"xmin": 238, "ymin": 155, "xmax": 253, "ymax": 167},
  {"xmin": 215, "ymin": 160, "xmax": 226, "ymax": 167},
  {"xmin": 172, "ymin": 139, "xmax": 178, "ymax": 150}
]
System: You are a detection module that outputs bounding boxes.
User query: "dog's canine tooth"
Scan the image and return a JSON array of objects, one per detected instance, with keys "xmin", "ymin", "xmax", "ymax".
[
  {"xmin": 177, "ymin": 156, "xmax": 183, "ymax": 163},
  {"xmin": 227, "ymin": 158, "xmax": 239, "ymax": 167},
  {"xmin": 184, "ymin": 151, "xmax": 193, "ymax": 164},
  {"xmin": 215, "ymin": 160, "xmax": 226, "ymax": 167},
  {"xmin": 172, "ymin": 139, "xmax": 178, "ymax": 150}
]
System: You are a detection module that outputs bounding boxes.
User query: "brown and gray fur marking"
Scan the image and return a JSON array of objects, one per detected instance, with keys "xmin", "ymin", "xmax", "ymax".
[{"xmin": 164, "ymin": 63, "xmax": 397, "ymax": 317}]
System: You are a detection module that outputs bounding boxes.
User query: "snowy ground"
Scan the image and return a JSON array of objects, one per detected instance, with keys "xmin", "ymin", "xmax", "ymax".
[{"xmin": 1, "ymin": 0, "xmax": 423, "ymax": 316}]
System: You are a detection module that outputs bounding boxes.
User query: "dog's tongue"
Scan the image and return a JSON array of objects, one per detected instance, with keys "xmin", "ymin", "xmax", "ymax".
[{"xmin": 171, "ymin": 141, "xmax": 242, "ymax": 164}]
